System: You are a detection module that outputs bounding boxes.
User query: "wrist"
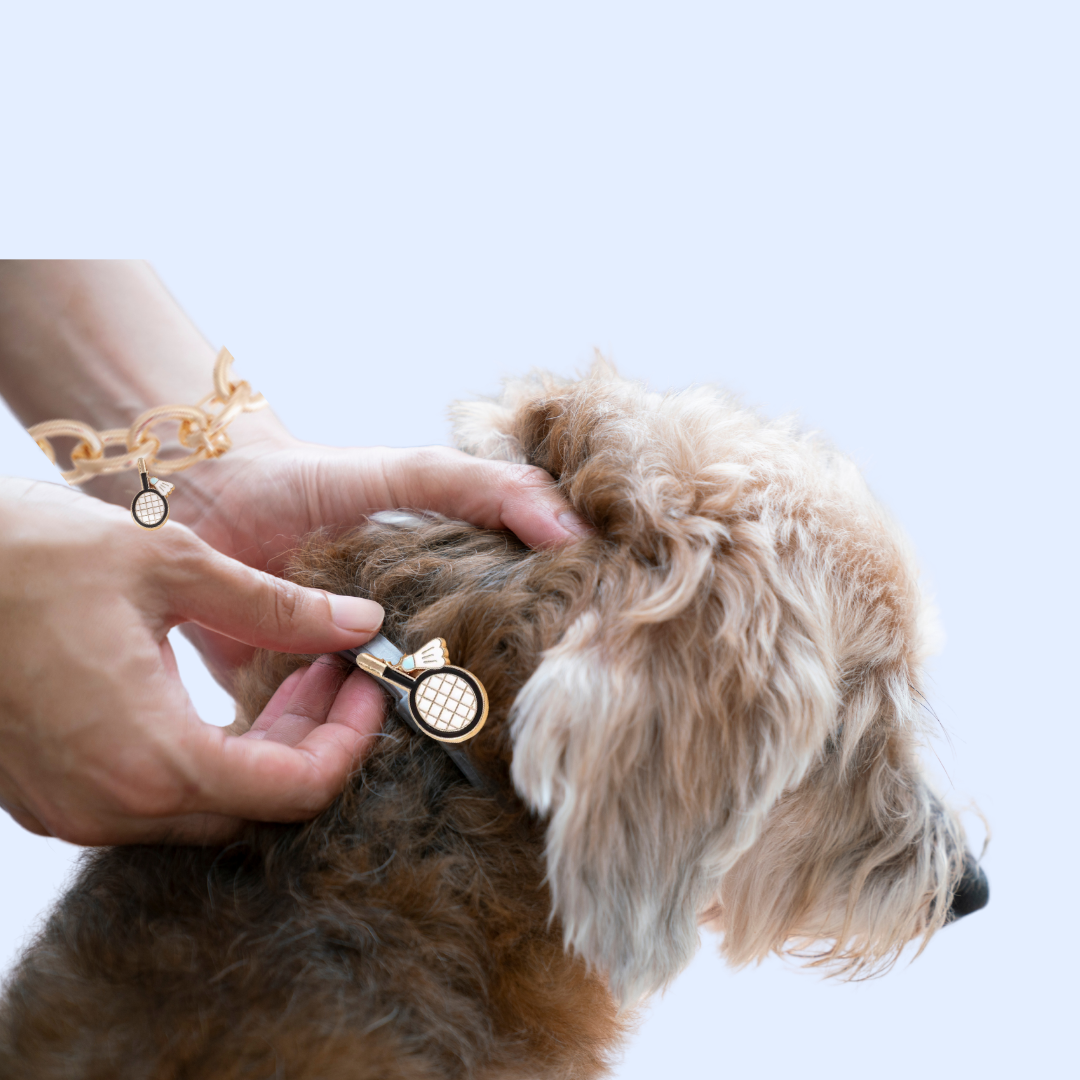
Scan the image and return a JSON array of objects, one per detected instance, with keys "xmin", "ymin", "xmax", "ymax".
[
  {"xmin": 149, "ymin": 410, "xmax": 301, "ymax": 549},
  {"xmin": 182, "ymin": 407, "xmax": 298, "ymax": 501},
  {"xmin": 0, "ymin": 262, "xmax": 218, "ymax": 431},
  {"xmin": 79, "ymin": 406, "xmax": 297, "ymax": 550}
]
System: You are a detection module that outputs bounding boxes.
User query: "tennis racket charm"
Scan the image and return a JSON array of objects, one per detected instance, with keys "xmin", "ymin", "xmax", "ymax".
[
  {"xmin": 130, "ymin": 458, "xmax": 175, "ymax": 530},
  {"xmin": 354, "ymin": 637, "xmax": 489, "ymax": 743}
]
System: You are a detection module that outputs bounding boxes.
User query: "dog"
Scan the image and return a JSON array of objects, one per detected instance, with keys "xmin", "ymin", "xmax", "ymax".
[{"xmin": 0, "ymin": 361, "xmax": 988, "ymax": 1078}]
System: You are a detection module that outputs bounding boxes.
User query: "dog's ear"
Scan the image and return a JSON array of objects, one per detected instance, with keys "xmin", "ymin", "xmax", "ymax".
[
  {"xmin": 451, "ymin": 370, "xmax": 575, "ymax": 465},
  {"xmin": 450, "ymin": 398, "xmax": 529, "ymax": 463},
  {"xmin": 456, "ymin": 366, "xmax": 839, "ymax": 999},
  {"xmin": 510, "ymin": 523, "xmax": 837, "ymax": 1004}
]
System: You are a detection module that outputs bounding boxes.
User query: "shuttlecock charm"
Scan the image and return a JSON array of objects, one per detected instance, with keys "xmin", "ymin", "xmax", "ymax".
[
  {"xmin": 400, "ymin": 638, "xmax": 450, "ymax": 672},
  {"xmin": 130, "ymin": 458, "xmax": 174, "ymax": 530}
]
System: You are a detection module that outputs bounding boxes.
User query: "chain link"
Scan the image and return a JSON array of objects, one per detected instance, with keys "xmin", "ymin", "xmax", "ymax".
[{"xmin": 28, "ymin": 349, "xmax": 267, "ymax": 484}]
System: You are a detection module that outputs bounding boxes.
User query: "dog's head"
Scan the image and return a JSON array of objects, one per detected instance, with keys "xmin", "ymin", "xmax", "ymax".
[{"xmin": 447, "ymin": 361, "xmax": 986, "ymax": 1003}]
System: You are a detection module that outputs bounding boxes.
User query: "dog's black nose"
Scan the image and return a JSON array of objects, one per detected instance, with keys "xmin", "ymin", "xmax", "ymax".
[{"xmin": 947, "ymin": 853, "xmax": 989, "ymax": 921}]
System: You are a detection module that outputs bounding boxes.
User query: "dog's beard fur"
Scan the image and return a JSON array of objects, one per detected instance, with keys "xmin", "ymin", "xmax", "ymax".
[{"xmin": 0, "ymin": 361, "xmax": 975, "ymax": 1077}]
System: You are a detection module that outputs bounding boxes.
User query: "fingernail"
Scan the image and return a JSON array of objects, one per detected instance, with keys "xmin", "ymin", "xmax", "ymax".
[
  {"xmin": 327, "ymin": 595, "xmax": 384, "ymax": 633},
  {"xmin": 558, "ymin": 511, "xmax": 594, "ymax": 538}
]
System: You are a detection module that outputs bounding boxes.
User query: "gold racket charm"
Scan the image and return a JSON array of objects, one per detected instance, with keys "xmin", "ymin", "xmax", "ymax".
[
  {"xmin": 130, "ymin": 458, "xmax": 174, "ymax": 530},
  {"xmin": 354, "ymin": 637, "xmax": 489, "ymax": 743}
]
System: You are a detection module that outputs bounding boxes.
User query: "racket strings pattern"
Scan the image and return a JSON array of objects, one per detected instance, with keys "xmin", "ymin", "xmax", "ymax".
[
  {"xmin": 130, "ymin": 457, "xmax": 172, "ymax": 530},
  {"xmin": 414, "ymin": 671, "xmax": 479, "ymax": 734},
  {"xmin": 132, "ymin": 489, "xmax": 168, "ymax": 528}
]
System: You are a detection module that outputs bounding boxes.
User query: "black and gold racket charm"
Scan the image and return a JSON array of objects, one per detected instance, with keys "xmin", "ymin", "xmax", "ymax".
[
  {"xmin": 353, "ymin": 637, "xmax": 488, "ymax": 744},
  {"xmin": 130, "ymin": 458, "xmax": 175, "ymax": 530}
]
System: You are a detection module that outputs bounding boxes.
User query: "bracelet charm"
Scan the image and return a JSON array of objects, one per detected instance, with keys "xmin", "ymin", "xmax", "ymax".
[
  {"xmin": 130, "ymin": 458, "xmax": 173, "ymax": 530},
  {"xmin": 27, "ymin": 348, "xmax": 265, "ymax": 532}
]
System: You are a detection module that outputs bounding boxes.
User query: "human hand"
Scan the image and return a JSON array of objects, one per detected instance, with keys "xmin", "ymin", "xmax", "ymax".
[
  {"xmin": 171, "ymin": 426, "xmax": 593, "ymax": 686},
  {"xmin": 0, "ymin": 260, "xmax": 592, "ymax": 688},
  {"xmin": 188, "ymin": 430, "xmax": 590, "ymax": 567},
  {"xmin": 0, "ymin": 478, "xmax": 388, "ymax": 845}
]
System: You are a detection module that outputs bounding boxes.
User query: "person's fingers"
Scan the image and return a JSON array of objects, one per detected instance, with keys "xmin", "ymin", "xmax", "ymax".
[
  {"xmin": 153, "ymin": 530, "xmax": 385, "ymax": 651},
  {"xmin": 178, "ymin": 623, "xmax": 258, "ymax": 691},
  {"xmin": 0, "ymin": 766, "xmax": 57, "ymax": 838},
  {"xmin": 324, "ymin": 667, "xmax": 387, "ymax": 739},
  {"xmin": 246, "ymin": 658, "xmax": 344, "ymax": 746},
  {"xmin": 10, "ymin": 810, "xmax": 52, "ymax": 837},
  {"xmin": 108, "ymin": 667, "xmax": 388, "ymax": 844},
  {"xmin": 0, "ymin": 798, "xmax": 51, "ymax": 837},
  {"xmin": 243, "ymin": 665, "xmax": 309, "ymax": 736},
  {"xmin": 170, "ymin": 665, "xmax": 387, "ymax": 822},
  {"xmin": 180, "ymin": 724, "xmax": 368, "ymax": 821},
  {"xmin": 373, "ymin": 447, "xmax": 594, "ymax": 549}
]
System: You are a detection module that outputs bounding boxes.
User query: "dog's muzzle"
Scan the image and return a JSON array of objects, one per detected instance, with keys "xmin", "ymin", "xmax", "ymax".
[{"xmin": 947, "ymin": 853, "xmax": 990, "ymax": 921}]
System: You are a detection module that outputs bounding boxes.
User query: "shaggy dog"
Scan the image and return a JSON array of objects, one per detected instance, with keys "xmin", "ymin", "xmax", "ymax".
[{"xmin": 0, "ymin": 363, "xmax": 987, "ymax": 1078}]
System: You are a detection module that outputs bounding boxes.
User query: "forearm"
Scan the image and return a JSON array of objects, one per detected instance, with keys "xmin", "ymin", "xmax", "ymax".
[
  {"xmin": 0, "ymin": 261, "xmax": 217, "ymax": 426},
  {"xmin": 0, "ymin": 261, "xmax": 586, "ymax": 576},
  {"xmin": 0, "ymin": 260, "xmax": 292, "ymax": 517}
]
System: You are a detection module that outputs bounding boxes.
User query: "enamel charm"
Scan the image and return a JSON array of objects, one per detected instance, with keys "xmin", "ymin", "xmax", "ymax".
[
  {"xmin": 353, "ymin": 637, "xmax": 488, "ymax": 744},
  {"xmin": 130, "ymin": 458, "xmax": 174, "ymax": 530}
]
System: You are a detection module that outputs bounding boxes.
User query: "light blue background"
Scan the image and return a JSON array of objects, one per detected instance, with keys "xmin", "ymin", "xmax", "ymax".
[{"xmin": 1, "ymin": 3, "xmax": 1076, "ymax": 1076}]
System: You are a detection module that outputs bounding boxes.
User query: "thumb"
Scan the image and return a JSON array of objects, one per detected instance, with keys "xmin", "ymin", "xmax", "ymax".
[
  {"xmin": 153, "ymin": 532, "xmax": 383, "ymax": 653},
  {"xmin": 372, "ymin": 446, "xmax": 594, "ymax": 549}
]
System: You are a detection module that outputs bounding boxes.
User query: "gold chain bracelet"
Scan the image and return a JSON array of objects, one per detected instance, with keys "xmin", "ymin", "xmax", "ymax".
[{"xmin": 28, "ymin": 348, "xmax": 266, "ymax": 529}]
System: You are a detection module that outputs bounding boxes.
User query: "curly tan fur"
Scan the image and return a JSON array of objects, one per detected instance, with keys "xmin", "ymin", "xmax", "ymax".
[{"xmin": 0, "ymin": 361, "xmax": 978, "ymax": 1077}]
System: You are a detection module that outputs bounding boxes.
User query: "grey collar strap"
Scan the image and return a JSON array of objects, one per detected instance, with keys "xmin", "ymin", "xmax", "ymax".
[{"xmin": 338, "ymin": 634, "xmax": 492, "ymax": 792}]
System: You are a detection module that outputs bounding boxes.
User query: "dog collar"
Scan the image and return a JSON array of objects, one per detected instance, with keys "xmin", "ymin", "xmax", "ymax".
[{"xmin": 338, "ymin": 634, "xmax": 491, "ymax": 791}]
